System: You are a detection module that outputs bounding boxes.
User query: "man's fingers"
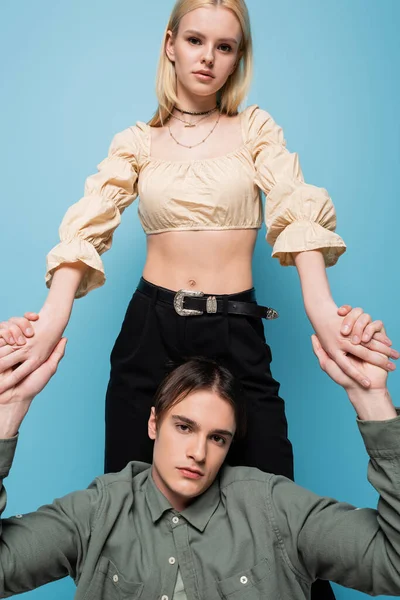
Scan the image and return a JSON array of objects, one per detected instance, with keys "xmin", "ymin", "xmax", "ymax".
[
  {"xmin": 344, "ymin": 341, "xmax": 395, "ymax": 372},
  {"xmin": 340, "ymin": 307, "xmax": 364, "ymax": 336},
  {"xmin": 0, "ymin": 360, "xmax": 36, "ymax": 395},
  {"xmin": 47, "ymin": 338, "xmax": 67, "ymax": 370},
  {"xmin": 9, "ymin": 316, "xmax": 35, "ymax": 339},
  {"xmin": 0, "ymin": 344, "xmax": 17, "ymax": 359},
  {"xmin": 0, "ymin": 348, "xmax": 28, "ymax": 374},
  {"xmin": 334, "ymin": 352, "xmax": 371, "ymax": 387},
  {"xmin": 363, "ymin": 337, "xmax": 399, "ymax": 360},
  {"xmin": 0, "ymin": 322, "xmax": 17, "ymax": 345},
  {"xmin": 337, "ymin": 305, "xmax": 352, "ymax": 317},
  {"xmin": 312, "ymin": 336, "xmax": 350, "ymax": 385},
  {"xmin": 23, "ymin": 312, "xmax": 39, "ymax": 322}
]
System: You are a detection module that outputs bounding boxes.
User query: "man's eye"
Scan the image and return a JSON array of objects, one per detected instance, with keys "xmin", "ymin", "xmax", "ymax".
[
  {"xmin": 177, "ymin": 424, "xmax": 190, "ymax": 432},
  {"xmin": 212, "ymin": 435, "xmax": 226, "ymax": 445}
]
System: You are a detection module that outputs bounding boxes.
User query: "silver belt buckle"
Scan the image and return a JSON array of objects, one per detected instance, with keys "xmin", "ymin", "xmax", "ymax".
[{"xmin": 174, "ymin": 289, "xmax": 204, "ymax": 316}]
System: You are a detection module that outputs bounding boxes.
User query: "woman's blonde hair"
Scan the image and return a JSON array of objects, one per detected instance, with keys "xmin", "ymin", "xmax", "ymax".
[{"xmin": 148, "ymin": 0, "xmax": 253, "ymax": 127}]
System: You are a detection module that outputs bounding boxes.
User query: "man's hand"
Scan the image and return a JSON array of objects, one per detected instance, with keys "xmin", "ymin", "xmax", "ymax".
[
  {"xmin": 312, "ymin": 334, "xmax": 396, "ymax": 421},
  {"xmin": 0, "ymin": 338, "xmax": 67, "ymax": 438},
  {"xmin": 0, "ymin": 309, "xmax": 67, "ymax": 394}
]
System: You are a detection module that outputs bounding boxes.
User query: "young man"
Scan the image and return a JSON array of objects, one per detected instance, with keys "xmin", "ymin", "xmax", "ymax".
[{"xmin": 0, "ymin": 335, "xmax": 399, "ymax": 599}]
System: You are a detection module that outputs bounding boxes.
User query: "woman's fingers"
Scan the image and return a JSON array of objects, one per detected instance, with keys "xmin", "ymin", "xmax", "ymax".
[
  {"xmin": 349, "ymin": 312, "xmax": 372, "ymax": 344},
  {"xmin": 340, "ymin": 307, "xmax": 364, "ymax": 336}
]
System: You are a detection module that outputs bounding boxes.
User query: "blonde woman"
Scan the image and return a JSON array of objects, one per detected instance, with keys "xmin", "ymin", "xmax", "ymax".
[{"xmin": 0, "ymin": 4, "xmax": 397, "ymax": 597}]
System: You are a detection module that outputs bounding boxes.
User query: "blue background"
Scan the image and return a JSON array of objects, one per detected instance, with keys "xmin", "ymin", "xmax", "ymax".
[{"xmin": 0, "ymin": 1, "xmax": 399, "ymax": 598}]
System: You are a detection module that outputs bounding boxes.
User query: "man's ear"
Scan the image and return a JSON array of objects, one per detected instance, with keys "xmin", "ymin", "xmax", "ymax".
[
  {"xmin": 148, "ymin": 407, "xmax": 157, "ymax": 440},
  {"xmin": 165, "ymin": 30, "xmax": 175, "ymax": 63}
]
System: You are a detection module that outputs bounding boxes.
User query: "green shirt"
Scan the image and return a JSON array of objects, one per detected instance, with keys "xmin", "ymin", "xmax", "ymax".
[{"xmin": 1, "ymin": 416, "xmax": 400, "ymax": 599}]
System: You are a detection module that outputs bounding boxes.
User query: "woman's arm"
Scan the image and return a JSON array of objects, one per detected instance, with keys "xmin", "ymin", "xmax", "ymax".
[
  {"xmin": 293, "ymin": 250, "xmax": 398, "ymax": 387},
  {"xmin": 0, "ymin": 125, "xmax": 141, "ymax": 391},
  {"xmin": 0, "ymin": 263, "xmax": 87, "ymax": 394}
]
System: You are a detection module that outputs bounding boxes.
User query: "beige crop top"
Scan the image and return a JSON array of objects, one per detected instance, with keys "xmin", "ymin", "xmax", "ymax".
[{"xmin": 46, "ymin": 105, "xmax": 346, "ymax": 297}]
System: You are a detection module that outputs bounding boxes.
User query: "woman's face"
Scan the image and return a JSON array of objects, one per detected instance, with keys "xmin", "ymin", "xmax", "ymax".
[{"xmin": 166, "ymin": 6, "xmax": 242, "ymax": 100}]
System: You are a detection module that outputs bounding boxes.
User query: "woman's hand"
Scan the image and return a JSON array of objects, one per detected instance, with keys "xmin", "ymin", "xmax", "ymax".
[
  {"xmin": 0, "ymin": 308, "xmax": 69, "ymax": 394},
  {"xmin": 310, "ymin": 304, "xmax": 399, "ymax": 388}
]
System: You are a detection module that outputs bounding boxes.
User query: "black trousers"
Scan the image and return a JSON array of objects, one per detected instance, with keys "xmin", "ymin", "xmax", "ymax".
[{"xmin": 105, "ymin": 278, "xmax": 335, "ymax": 600}]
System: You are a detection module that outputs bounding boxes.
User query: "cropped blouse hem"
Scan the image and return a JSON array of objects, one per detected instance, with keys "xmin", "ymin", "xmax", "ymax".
[
  {"xmin": 144, "ymin": 224, "xmax": 262, "ymax": 235},
  {"xmin": 46, "ymin": 239, "xmax": 105, "ymax": 298}
]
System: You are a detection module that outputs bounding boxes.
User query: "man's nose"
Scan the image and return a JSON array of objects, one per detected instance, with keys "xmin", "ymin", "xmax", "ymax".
[{"xmin": 188, "ymin": 436, "xmax": 207, "ymax": 463}]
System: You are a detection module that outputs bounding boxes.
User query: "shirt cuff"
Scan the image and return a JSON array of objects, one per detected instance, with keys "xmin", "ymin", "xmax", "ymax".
[
  {"xmin": 357, "ymin": 411, "xmax": 400, "ymax": 457},
  {"xmin": 270, "ymin": 221, "xmax": 347, "ymax": 267},
  {"xmin": 0, "ymin": 435, "xmax": 18, "ymax": 478},
  {"xmin": 45, "ymin": 239, "xmax": 106, "ymax": 298}
]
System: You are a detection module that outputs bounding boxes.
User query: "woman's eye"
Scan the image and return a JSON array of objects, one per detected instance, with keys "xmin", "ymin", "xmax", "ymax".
[
  {"xmin": 219, "ymin": 44, "xmax": 232, "ymax": 53},
  {"xmin": 188, "ymin": 37, "xmax": 201, "ymax": 45}
]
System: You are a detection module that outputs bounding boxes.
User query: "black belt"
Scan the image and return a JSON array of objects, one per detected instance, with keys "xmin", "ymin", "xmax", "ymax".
[{"xmin": 137, "ymin": 278, "xmax": 278, "ymax": 320}]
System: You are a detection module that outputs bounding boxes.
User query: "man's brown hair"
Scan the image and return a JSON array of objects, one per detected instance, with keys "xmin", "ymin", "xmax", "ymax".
[{"xmin": 153, "ymin": 357, "xmax": 246, "ymax": 439}]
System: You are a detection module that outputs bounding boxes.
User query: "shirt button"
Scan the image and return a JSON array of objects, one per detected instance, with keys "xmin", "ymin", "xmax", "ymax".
[
  {"xmin": 172, "ymin": 516, "xmax": 179, "ymax": 524},
  {"xmin": 15, "ymin": 514, "xmax": 23, "ymax": 519},
  {"xmin": 113, "ymin": 574, "xmax": 119, "ymax": 583},
  {"xmin": 168, "ymin": 557, "xmax": 176, "ymax": 565},
  {"xmin": 240, "ymin": 576, "xmax": 248, "ymax": 585},
  {"xmin": 161, "ymin": 596, "xmax": 169, "ymax": 600}
]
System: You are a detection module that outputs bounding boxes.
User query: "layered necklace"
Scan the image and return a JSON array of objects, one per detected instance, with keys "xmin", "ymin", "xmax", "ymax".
[{"xmin": 168, "ymin": 105, "xmax": 221, "ymax": 149}]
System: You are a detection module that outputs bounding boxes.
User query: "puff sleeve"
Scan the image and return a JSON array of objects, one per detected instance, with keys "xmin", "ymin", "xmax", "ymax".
[
  {"xmin": 45, "ymin": 126, "xmax": 141, "ymax": 298},
  {"xmin": 247, "ymin": 105, "xmax": 346, "ymax": 267}
]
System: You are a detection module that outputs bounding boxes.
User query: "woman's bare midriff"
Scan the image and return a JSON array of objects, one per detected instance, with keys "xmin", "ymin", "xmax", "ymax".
[{"xmin": 143, "ymin": 229, "xmax": 258, "ymax": 294}]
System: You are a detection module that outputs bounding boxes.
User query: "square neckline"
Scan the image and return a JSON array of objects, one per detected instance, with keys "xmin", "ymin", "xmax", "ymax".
[{"xmin": 145, "ymin": 108, "xmax": 249, "ymax": 165}]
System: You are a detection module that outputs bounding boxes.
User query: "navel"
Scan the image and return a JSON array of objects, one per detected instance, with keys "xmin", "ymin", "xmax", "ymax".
[{"xmin": 188, "ymin": 279, "xmax": 197, "ymax": 288}]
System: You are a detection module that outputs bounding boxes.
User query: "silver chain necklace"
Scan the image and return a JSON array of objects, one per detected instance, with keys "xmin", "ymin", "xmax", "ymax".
[{"xmin": 168, "ymin": 111, "xmax": 221, "ymax": 149}]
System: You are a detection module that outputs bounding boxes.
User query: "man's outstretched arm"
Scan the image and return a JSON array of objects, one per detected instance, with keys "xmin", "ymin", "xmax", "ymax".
[
  {"xmin": 0, "ymin": 339, "xmax": 98, "ymax": 596},
  {"xmin": 269, "ymin": 329, "xmax": 400, "ymax": 595}
]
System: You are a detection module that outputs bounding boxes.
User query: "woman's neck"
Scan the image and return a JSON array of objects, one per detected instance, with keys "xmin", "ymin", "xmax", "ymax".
[{"xmin": 175, "ymin": 87, "xmax": 218, "ymax": 114}]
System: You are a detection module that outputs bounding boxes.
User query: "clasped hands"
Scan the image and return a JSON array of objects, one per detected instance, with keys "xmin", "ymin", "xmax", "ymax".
[{"xmin": 0, "ymin": 304, "xmax": 398, "ymax": 398}]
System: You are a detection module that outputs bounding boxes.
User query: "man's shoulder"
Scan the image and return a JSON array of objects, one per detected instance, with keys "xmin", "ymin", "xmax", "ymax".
[
  {"xmin": 219, "ymin": 465, "xmax": 273, "ymax": 491},
  {"xmin": 94, "ymin": 461, "xmax": 151, "ymax": 491}
]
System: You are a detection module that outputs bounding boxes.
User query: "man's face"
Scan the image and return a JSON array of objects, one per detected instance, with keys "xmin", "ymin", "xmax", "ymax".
[{"xmin": 148, "ymin": 389, "xmax": 236, "ymax": 511}]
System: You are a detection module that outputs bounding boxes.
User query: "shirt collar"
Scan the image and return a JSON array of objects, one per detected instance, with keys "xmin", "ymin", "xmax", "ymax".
[{"xmin": 145, "ymin": 470, "xmax": 221, "ymax": 532}]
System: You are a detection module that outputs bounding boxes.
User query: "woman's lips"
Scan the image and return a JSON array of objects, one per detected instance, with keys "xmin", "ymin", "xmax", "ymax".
[{"xmin": 193, "ymin": 72, "xmax": 214, "ymax": 81}]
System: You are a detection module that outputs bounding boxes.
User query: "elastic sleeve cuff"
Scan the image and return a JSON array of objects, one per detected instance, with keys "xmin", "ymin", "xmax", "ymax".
[
  {"xmin": 269, "ymin": 221, "xmax": 347, "ymax": 267},
  {"xmin": 0, "ymin": 436, "xmax": 18, "ymax": 478},
  {"xmin": 357, "ymin": 411, "xmax": 400, "ymax": 457},
  {"xmin": 45, "ymin": 239, "xmax": 105, "ymax": 298}
]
